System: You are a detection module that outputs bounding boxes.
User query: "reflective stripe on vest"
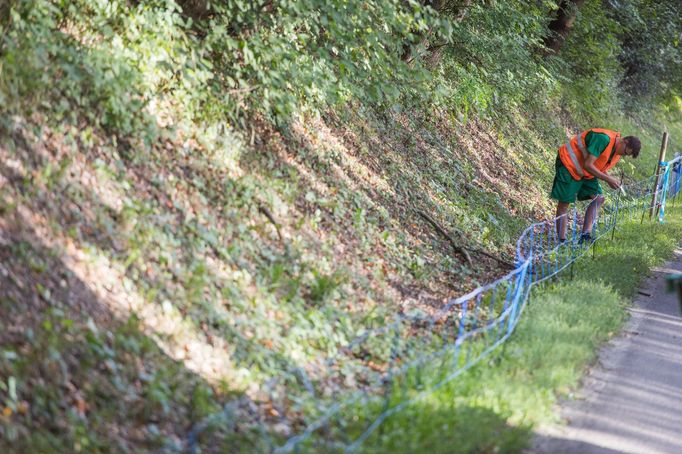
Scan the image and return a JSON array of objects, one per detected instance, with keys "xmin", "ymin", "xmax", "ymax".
[
  {"xmin": 576, "ymin": 134, "xmax": 588, "ymax": 159},
  {"xmin": 565, "ymin": 137, "xmax": 585, "ymax": 178}
]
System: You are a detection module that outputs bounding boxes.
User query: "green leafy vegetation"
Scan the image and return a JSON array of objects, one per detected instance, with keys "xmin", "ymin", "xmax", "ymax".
[{"xmin": 0, "ymin": 0, "xmax": 681, "ymax": 451}]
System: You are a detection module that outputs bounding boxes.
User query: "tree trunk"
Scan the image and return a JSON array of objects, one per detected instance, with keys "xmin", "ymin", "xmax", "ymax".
[
  {"xmin": 176, "ymin": 0, "xmax": 212, "ymax": 21},
  {"xmin": 543, "ymin": 0, "xmax": 586, "ymax": 53},
  {"xmin": 1, "ymin": 0, "xmax": 16, "ymax": 27}
]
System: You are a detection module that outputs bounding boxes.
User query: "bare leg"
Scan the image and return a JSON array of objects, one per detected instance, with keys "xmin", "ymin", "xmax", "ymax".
[
  {"xmin": 556, "ymin": 201, "xmax": 570, "ymax": 240},
  {"xmin": 583, "ymin": 195, "xmax": 605, "ymax": 234}
]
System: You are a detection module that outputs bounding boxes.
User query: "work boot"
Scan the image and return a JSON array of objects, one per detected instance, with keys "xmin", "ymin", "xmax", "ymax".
[{"xmin": 578, "ymin": 232, "xmax": 593, "ymax": 245}]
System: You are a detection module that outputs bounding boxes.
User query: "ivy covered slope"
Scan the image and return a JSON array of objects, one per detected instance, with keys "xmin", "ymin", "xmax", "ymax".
[{"xmin": 0, "ymin": 0, "xmax": 681, "ymax": 452}]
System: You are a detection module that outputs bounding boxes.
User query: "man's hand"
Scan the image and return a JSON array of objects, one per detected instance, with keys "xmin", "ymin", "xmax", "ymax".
[{"xmin": 606, "ymin": 176, "xmax": 620, "ymax": 190}]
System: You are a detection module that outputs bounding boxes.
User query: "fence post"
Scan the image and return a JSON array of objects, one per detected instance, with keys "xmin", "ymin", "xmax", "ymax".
[
  {"xmin": 648, "ymin": 129, "xmax": 669, "ymax": 220},
  {"xmin": 611, "ymin": 189, "xmax": 620, "ymax": 241}
]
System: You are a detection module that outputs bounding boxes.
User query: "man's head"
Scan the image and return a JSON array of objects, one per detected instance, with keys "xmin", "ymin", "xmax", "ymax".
[{"xmin": 620, "ymin": 136, "xmax": 641, "ymax": 158}]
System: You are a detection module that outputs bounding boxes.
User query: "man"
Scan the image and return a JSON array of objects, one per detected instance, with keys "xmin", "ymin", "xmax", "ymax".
[{"xmin": 551, "ymin": 128, "xmax": 641, "ymax": 243}]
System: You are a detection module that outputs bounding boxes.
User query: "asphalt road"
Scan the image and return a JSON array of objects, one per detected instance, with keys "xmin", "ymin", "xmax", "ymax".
[{"xmin": 528, "ymin": 247, "xmax": 682, "ymax": 454}]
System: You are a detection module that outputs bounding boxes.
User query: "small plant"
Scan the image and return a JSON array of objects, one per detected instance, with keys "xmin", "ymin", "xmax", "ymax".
[{"xmin": 308, "ymin": 270, "xmax": 346, "ymax": 304}]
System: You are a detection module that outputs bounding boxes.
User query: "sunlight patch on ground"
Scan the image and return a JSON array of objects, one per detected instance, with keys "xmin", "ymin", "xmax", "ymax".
[
  {"xmin": 294, "ymin": 117, "xmax": 396, "ymax": 198},
  {"xmin": 17, "ymin": 204, "xmax": 255, "ymax": 393}
]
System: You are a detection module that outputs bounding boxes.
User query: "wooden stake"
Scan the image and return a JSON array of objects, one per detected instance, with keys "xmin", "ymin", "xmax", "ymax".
[{"xmin": 649, "ymin": 130, "xmax": 669, "ymax": 220}]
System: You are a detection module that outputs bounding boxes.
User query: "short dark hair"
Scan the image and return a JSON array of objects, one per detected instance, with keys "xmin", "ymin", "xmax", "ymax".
[{"xmin": 623, "ymin": 136, "xmax": 641, "ymax": 158}]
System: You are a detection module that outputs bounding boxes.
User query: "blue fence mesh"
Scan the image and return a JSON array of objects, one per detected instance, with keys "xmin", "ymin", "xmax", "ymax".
[{"xmin": 185, "ymin": 155, "xmax": 682, "ymax": 454}]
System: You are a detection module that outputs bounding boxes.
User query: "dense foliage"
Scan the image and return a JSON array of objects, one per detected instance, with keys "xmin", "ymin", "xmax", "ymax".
[
  {"xmin": 191, "ymin": 0, "xmax": 451, "ymax": 117},
  {"xmin": 0, "ymin": 0, "xmax": 452, "ymax": 130},
  {"xmin": 612, "ymin": 0, "xmax": 682, "ymax": 107},
  {"xmin": 1, "ymin": 0, "xmax": 680, "ymax": 129}
]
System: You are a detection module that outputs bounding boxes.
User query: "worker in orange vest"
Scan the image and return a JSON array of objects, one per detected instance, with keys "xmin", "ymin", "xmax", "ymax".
[{"xmin": 551, "ymin": 128, "xmax": 641, "ymax": 243}]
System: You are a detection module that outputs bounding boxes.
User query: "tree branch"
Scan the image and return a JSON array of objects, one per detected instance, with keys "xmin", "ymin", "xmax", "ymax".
[
  {"xmin": 543, "ymin": 0, "xmax": 586, "ymax": 54},
  {"xmin": 417, "ymin": 210, "xmax": 472, "ymax": 266},
  {"xmin": 258, "ymin": 203, "xmax": 282, "ymax": 242},
  {"xmin": 417, "ymin": 209, "xmax": 515, "ymax": 268}
]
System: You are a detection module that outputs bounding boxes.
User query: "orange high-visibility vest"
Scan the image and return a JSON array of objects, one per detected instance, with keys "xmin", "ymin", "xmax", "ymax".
[{"xmin": 558, "ymin": 128, "xmax": 621, "ymax": 180}]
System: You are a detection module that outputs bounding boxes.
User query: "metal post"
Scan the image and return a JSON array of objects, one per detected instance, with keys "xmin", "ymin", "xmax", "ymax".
[
  {"xmin": 673, "ymin": 169, "xmax": 678, "ymax": 208},
  {"xmin": 611, "ymin": 194, "xmax": 620, "ymax": 241},
  {"xmin": 656, "ymin": 164, "xmax": 670, "ymax": 219},
  {"xmin": 649, "ymin": 130, "xmax": 669, "ymax": 219}
]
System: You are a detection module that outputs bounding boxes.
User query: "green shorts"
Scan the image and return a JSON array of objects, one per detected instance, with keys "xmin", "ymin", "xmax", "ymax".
[{"xmin": 550, "ymin": 157, "xmax": 602, "ymax": 203}]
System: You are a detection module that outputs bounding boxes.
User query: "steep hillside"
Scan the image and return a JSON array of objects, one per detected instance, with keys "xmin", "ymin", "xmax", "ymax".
[
  {"xmin": 1, "ymin": 0, "xmax": 680, "ymax": 451},
  {"xmin": 0, "ymin": 104, "xmax": 557, "ymax": 445},
  {"xmin": 2, "ymin": 88, "xmax": 677, "ymax": 453}
]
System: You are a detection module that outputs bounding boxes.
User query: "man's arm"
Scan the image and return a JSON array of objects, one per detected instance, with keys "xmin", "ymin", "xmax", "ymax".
[{"xmin": 584, "ymin": 154, "xmax": 620, "ymax": 189}]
